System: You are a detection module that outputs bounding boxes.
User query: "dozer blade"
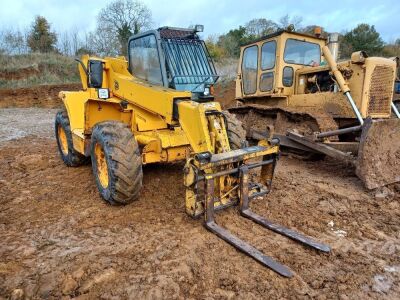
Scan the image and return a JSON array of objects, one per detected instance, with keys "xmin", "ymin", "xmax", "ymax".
[{"xmin": 356, "ymin": 118, "xmax": 400, "ymax": 189}]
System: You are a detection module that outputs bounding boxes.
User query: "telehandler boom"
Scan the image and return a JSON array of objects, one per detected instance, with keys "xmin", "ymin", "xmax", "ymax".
[{"xmin": 55, "ymin": 26, "xmax": 329, "ymax": 277}]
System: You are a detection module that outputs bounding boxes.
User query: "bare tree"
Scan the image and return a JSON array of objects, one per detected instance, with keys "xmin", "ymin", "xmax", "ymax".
[
  {"xmin": 96, "ymin": 0, "xmax": 152, "ymax": 56},
  {"xmin": 245, "ymin": 18, "xmax": 278, "ymax": 38},
  {"xmin": 59, "ymin": 31, "xmax": 72, "ymax": 55},
  {"xmin": 279, "ymin": 14, "xmax": 303, "ymax": 31},
  {"xmin": 0, "ymin": 28, "xmax": 27, "ymax": 55},
  {"xmin": 70, "ymin": 28, "xmax": 80, "ymax": 56},
  {"xmin": 0, "ymin": 30, "xmax": 6, "ymax": 54},
  {"xmin": 88, "ymin": 23, "xmax": 120, "ymax": 57}
]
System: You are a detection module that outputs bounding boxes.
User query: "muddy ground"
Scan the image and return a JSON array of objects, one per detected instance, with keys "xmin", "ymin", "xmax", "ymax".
[{"xmin": 0, "ymin": 86, "xmax": 400, "ymax": 299}]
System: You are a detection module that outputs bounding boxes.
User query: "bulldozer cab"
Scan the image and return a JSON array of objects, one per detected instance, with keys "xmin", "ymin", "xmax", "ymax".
[
  {"xmin": 128, "ymin": 26, "xmax": 218, "ymax": 99},
  {"xmin": 232, "ymin": 29, "xmax": 400, "ymax": 190},
  {"xmin": 236, "ymin": 30, "xmax": 326, "ymax": 100}
]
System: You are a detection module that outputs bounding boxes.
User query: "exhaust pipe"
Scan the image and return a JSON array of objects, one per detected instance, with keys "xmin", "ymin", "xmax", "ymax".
[{"xmin": 328, "ymin": 33, "xmax": 340, "ymax": 63}]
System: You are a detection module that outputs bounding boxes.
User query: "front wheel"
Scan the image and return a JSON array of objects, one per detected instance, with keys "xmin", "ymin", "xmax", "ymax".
[
  {"xmin": 90, "ymin": 121, "xmax": 143, "ymax": 205},
  {"xmin": 223, "ymin": 111, "xmax": 247, "ymax": 150}
]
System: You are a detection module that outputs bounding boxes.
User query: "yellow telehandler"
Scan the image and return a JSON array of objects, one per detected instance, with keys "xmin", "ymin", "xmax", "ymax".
[
  {"xmin": 55, "ymin": 26, "xmax": 329, "ymax": 277},
  {"xmin": 230, "ymin": 28, "xmax": 400, "ymax": 189}
]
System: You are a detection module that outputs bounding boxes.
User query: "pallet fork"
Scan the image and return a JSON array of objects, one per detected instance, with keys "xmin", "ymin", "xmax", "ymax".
[{"xmin": 185, "ymin": 141, "xmax": 330, "ymax": 277}]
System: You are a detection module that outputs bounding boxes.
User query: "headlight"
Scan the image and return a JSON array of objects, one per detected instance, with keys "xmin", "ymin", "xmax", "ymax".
[
  {"xmin": 194, "ymin": 24, "xmax": 204, "ymax": 32},
  {"xmin": 204, "ymin": 87, "xmax": 210, "ymax": 96}
]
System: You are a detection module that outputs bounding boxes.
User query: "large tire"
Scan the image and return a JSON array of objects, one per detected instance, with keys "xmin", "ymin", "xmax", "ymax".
[
  {"xmin": 55, "ymin": 110, "xmax": 89, "ymax": 167},
  {"xmin": 90, "ymin": 121, "xmax": 143, "ymax": 205},
  {"xmin": 223, "ymin": 111, "xmax": 247, "ymax": 150}
]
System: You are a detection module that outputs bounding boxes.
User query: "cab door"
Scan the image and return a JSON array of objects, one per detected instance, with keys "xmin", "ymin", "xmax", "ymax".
[
  {"xmin": 241, "ymin": 45, "xmax": 259, "ymax": 96},
  {"xmin": 258, "ymin": 40, "xmax": 277, "ymax": 93},
  {"xmin": 240, "ymin": 40, "xmax": 277, "ymax": 97}
]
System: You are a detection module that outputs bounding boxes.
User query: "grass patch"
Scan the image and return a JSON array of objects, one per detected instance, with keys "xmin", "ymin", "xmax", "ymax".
[{"xmin": 0, "ymin": 53, "xmax": 80, "ymax": 88}]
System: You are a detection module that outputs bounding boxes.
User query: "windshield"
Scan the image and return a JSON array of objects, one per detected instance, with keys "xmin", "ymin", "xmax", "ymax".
[
  {"xmin": 284, "ymin": 39, "xmax": 321, "ymax": 66},
  {"xmin": 161, "ymin": 38, "xmax": 217, "ymax": 91}
]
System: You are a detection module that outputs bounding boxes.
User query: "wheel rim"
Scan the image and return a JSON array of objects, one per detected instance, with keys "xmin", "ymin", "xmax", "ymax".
[
  {"xmin": 94, "ymin": 143, "xmax": 109, "ymax": 188},
  {"xmin": 58, "ymin": 125, "xmax": 68, "ymax": 155}
]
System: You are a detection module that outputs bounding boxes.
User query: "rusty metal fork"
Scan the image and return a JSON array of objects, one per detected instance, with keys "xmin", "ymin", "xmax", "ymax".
[
  {"xmin": 239, "ymin": 165, "xmax": 331, "ymax": 253},
  {"xmin": 203, "ymin": 177, "xmax": 293, "ymax": 277},
  {"xmin": 202, "ymin": 160, "xmax": 330, "ymax": 277}
]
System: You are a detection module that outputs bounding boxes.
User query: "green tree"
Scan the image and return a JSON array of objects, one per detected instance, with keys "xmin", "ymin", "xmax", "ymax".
[
  {"xmin": 218, "ymin": 26, "xmax": 252, "ymax": 58},
  {"xmin": 341, "ymin": 24, "xmax": 384, "ymax": 57},
  {"xmin": 97, "ymin": 0, "xmax": 152, "ymax": 56},
  {"xmin": 27, "ymin": 16, "xmax": 57, "ymax": 53},
  {"xmin": 205, "ymin": 35, "xmax": 226, "ymax": 61}
]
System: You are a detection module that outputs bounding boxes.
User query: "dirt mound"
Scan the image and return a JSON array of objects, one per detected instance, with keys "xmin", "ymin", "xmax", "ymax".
[
  {"xmin": 0, "ymin": 65, "xmax": 40, "ymax": 80},
  {"xmin": 0, "ymin": 53, "xmax": 80, "ymax": 89},
  {"xmin": 0, "ymin": 133, "xmax": 399, "ymax": 298},
  {"xmin": 0, "ymin": 83, "xmax": 81, "ymax": 108},
  {"xmin": 0, "ymin": 81, "xmax": 235, "ymax": 110},
  {"xmin": 357, "ymin": 118, "xmax": 400, "ymax": 189},
  {"xmin": 215, "ymin": 81, "xmax": 236, "ymax": 109}
]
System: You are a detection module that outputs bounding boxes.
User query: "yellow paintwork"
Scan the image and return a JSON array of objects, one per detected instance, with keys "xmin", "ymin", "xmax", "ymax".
[
  {"xmin": 142, "ymin": 146, "xmax": 190, "ymax": 164},
  {"xmin": 235, "ymin": 30, "xmax": 397, "ymax": 119},
  {"xmin": 60, "ymin": 56, "xmax": 233, "ymax": 160},
  {"xmin": 58, "ymin": 125, "xmax": 68, "ymax": 155},
  {"xmin": 60, "ymin": 53, "xmax": 279, "ymax": 217},
  {"xmin": 94, "ymin": 143, "xmax": 109, "ymax": 188}
]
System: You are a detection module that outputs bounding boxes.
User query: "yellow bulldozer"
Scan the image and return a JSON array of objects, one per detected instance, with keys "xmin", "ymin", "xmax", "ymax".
[
  {"xmin": 55, "ymin": 26, "xmax": 329, "ymax": 277},
  {"xmin": 230, "ymin": 28, "xmax": 400, "ymax": 189}
]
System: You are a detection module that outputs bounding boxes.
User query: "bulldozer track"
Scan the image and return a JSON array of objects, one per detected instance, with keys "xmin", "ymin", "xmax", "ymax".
[{"xmin": 229, "ymin": 104, "xmax": 339, "ymax": 138}]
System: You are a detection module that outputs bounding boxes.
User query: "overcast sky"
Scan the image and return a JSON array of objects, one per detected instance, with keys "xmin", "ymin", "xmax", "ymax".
[{"xmin": 0, "ymin": 0, "xmax": 399, "ymax": 42}]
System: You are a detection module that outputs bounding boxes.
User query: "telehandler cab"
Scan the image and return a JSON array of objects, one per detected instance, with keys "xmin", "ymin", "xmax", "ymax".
[{"xmin": 55, "ymin": 26, "xmax": 329, "ymax": 277}]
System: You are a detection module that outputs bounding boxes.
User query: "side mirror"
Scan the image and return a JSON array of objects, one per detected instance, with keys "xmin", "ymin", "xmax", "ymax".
[{"xmin": 88, "ymin": 60, "xmax": 104, "ymax": 88}]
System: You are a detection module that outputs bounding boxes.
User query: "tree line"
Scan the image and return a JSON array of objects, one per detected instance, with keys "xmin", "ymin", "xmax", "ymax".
[
  {"xmin": 0, "ymin": 0, "xmax": 151, "ymax": 57},
  {"xmin": 207, "ymin": 17, "xmax": 400, "ymax": 60},
  {"xmin": 1, "ymin": 0, "xmax": 399, "ymax": 61}
]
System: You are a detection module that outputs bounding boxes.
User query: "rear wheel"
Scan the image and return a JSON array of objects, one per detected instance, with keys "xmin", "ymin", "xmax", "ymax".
[
  {"xmin": 55, "ymin": 110, "xmax": 88, "ymax": 167},
  {"xmin": 223, "ymin": 111, "xmax": 247, "ymax": 150},
  {"xmin": 90, "ymin": 121, "xmax": 143, "ymax": 205}
]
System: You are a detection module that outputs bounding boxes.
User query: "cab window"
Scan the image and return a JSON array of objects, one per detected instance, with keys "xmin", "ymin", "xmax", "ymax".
[
  {"xmin": 284, "ymin": 39, "xmax": 321, "ymax": 66},
  {"xmin": 129, "ymin": 34, "xmax": 163, "ymax": 85},
  {"xmin": 260, "ymin": 72, "xmax": 274, "ymax": 92},
  {"xmin": 282, "ymin": 66, "xmax": 294, "ymax": 87},
  {"xmin": 261, "ymin": 41, "xmax": 276, "ymax": 70},
  {"xmin": 242, "ymin": 45, "xmax": 258, "ymax": 95}
]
